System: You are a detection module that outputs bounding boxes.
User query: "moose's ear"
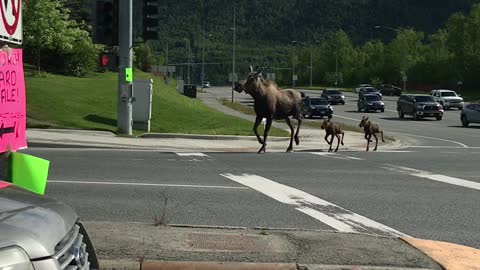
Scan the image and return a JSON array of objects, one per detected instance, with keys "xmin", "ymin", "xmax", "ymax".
[
  {"xmin": 249, "ymin": 65, "xmax": 253, "ymax": 73},
  {"xmin": 365, "ymin": 117, "xmax": 369, "ymax": 121}
]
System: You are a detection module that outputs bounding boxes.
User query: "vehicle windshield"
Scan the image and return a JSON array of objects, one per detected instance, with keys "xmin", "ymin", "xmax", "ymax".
[
  {"xmin": 365, "ymin": 88, "xmax": 377, "ymax": 92},
  {"xmin": 414, "ymin": 96, "xmax": 436, "ymax": 102},
  {"xmin": 441, "ymin": 91, "xmax": 457, "ymax": 97},
  {"xmin": 365, "ymin": 95, "xmax": 381, "ymax": 101},
  {"xmin": 310, "ymin": 98, "xmax": 328, "ymax": 105}
]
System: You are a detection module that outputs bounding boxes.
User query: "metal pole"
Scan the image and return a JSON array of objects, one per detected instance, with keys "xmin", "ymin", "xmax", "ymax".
[
  {"xmin": 309, "ymin": 45, "xmax": 313, "ymax": 87},
  {"xmin": 117, "ymin": 0, "xmax": 133, "ymax": 135},
  {"xmin": 187, "ymin": 39, "xmax": 191, "ymax": 84},
  {"xmin": 231, "ymin": 5, "xmax": 236, "ymax": 103},
  {"xmin": 335, "ymin": 46, "xmax": 338, "ymax": 87},
  {"xmin": 292, "ymin": 62, "xmax": 296, "ymax": 88},
  {"xmin": 201, "ymin": 30, "xmax": 205, "ymax": 92}
]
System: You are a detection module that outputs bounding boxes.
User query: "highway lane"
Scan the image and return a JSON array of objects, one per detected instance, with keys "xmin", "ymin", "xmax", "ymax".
[{"xmin": 24, "ymin": 147, "xmax": 480, "ymax": 249}]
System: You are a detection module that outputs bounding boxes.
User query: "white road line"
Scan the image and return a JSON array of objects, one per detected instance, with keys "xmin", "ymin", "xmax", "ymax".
[
  {"xmin": 387, "ymin": 132, "xmax": 469, "ymax": 148},
  {"xmin": 176, "ymin": 153, "xmax": 210, "ymax": 157},
  {"xmin": 409, "ymin": 146, "xmax": 480, "ymax": 149},
  {"xmin": 221, "ymin": 173, "xmax": 408, "ymax": 237},
  {"xmin": 374, "ymin": 150, "xmax": 414, "ymax": 153},
  {"xmin": 310, "ymin": 152, "xmax": 364, "ymax": 160},
  {"xmin": 332, "ymin": 115, "xmax": 360, "ymax": 122},
  {"xmin": 48, "ymin": 180, "xmax": 248, "ymax": 190},
  {"xmin": 383, "ymin": 165, "xmax": 480, "ymax": 191}
]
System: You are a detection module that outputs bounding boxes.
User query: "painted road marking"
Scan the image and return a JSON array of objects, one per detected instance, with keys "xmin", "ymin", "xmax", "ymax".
[
  {"xmin": 388, "ymin": 132, "xmax": 468, "ymax": 148},
  {"xmin": 383, "ymin": 165, "xmax": 480, "ymax": 191},
  {"xmin": 221, "ymin": 173, "xmax": 408, "ymax": 237},
  {"xmin": 176, "ymin": 153, "xmax": 210, "ymax": 157},
  {"xmin": 49, "ymin": 180, "xmax": 248, "ymax": 190},
  {"xmin": 310, "ymin": 152, "xmax": 364, "ymax": 160}
]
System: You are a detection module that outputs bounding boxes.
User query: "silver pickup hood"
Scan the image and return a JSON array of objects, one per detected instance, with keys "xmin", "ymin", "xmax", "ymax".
[{"xmin": 0, "ymin": 185, "xmax": 77, "ymax": 259}]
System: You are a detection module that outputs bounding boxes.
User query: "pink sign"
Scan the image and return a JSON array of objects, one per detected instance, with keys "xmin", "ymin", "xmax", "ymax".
[{"xmin": 0, "ymin": 48, "xmax": 26, "ymax": 153}]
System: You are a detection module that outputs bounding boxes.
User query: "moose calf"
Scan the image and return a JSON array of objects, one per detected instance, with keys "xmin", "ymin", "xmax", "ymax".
[{"xmin": 359, "ymin": 116, "xmax": 385, "ymax": 151}]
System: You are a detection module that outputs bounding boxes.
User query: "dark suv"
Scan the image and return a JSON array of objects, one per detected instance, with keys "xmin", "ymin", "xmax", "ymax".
[
  {"xmin": 321, "ymin": 89, "xmax": 345, "ymax": 105},
  {"xmin": 358, "ymin": 94, "xmax": 385, "ymax": 112},
  {"xmin": 397, "ymin": 94, "xmax": 444, "ymax": 120},
  {"xmin": 379, "ymin": 84, "xmax": 402, "ymax": 96},
  {"xmin": 302, "ymin": 96, "xmax": 333, "ymax": 118}
]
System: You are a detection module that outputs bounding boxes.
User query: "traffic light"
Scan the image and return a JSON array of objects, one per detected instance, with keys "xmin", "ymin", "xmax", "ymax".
[
  {"xmin": 143, "ymin": 0, "xmax": 159, "ymax": 40},
  {"xmin": 95, "ymin": 0, "xmax": 118, "ymax": 45}
]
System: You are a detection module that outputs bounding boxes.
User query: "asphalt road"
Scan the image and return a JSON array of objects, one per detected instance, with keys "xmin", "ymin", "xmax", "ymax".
[
  {"xmin": 25, "ymin": 147, "xmax": 480, "ymax": 249},
  {"xmin": 206, "ymin": 86, "xmax": 480, "ymax": 147}
]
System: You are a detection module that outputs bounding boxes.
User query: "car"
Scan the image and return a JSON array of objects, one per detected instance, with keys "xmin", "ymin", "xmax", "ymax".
[
  {"xmin": 0, "ymin": 181, "xmax": 99, "ymax": 270},
  {"xmin": 430, "ymin": 89, "xmax": 464, "ymax": 110},
  {"xmin": 202, "ymin": 81, "xmax": 211, "ymax": 88},
  {"xmin": 397, "ymin": 94, "xmax": 444, "ymax": 120},
  {"xmin": 302, "ymin": 96, "xmax": 333, "ymax": 118},
  {"xmin": 358, "ymin": 87, "xmax": 382, "ymax": 98},
  {"xmin": 379, "ymin": 84, "xmax": 402, "ymax": 96},
  {"xmin": 358, "ymin": 94, "xmax": 385, "ymax": 112},
  {"xmin": 321, "ymin": 89, "xmax": 345, "ymax": 105},
  {"xmin": 461, "ymin": 103, "xmax": 480, "ymax": 127},
  {"xmin": 353, "ymin": 84, "xmax": 371, "ymax": 93}
]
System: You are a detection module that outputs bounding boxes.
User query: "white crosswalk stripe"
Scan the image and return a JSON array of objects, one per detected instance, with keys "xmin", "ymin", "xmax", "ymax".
[
  {"xmin": 221, "ymin": 173, "xmax": 408, "ymax": 237},
  {"xmin": 176, "ymin": 153, "xmax": 210, "ymax": 157},
  {"xmin": 309, "ymin": 152, "xmax": 364, "ymax": 160},
  {"xmin": 383, "ymin": 165, "xmax": 480, "ymax": 191}
]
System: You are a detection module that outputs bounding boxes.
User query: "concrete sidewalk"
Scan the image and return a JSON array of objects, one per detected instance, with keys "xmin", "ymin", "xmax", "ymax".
[
  {"xmin": 26, "ymin": 128, "xmax": 406, "ymax": 152},
  {"xmin": 87, "ymin": 222, "xmax": 452, "ymax": 270}
]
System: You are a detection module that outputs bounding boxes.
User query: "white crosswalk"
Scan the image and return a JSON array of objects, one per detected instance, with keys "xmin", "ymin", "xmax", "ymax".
[{"xmin": 221, "ymin": 173, "xmax": 408, "ymax": 237}]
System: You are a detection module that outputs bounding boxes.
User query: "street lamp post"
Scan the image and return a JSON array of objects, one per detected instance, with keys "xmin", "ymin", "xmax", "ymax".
[
  {"xmin": 231, "ymin": 5, "xmax": 236, "ymax": 103},
  {"xmin": 292, "ymin": 40, "xmax": 319, "ymax": 88},
  {"xmin": 187, "ymin": 39, "xmax": 191, "ymax": 84},
  {"xmin": 335, "ymin": 44, "xmax": 338, "ymax": 87},
  {"xmin": 374, "ymin": 25, "xmax": 405, "ymax": 90},
  {"xmin": 201, "ymin": 31, "xmax": 212, "ymax": 92}
]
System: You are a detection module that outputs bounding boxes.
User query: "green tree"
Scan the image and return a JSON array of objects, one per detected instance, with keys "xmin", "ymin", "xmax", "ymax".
[{"xmin": 23, "ymin": 0, "xmax": 98, "ymax": 76}]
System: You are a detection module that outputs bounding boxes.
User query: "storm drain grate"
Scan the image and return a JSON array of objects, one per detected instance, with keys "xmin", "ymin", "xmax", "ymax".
[{"xmin": 185, "ymin": 233, "xmax": 268, "ymax": 252}]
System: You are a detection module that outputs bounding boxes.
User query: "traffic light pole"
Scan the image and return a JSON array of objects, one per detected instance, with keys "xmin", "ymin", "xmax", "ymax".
[{"xmin": 117, "ymin": 0, "xmax": 133, "ymax": 135}]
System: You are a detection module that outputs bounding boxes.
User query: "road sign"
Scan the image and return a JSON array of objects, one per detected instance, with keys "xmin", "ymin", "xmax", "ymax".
[
  {"xmin": 293, "ymin": 75, "xmax": 298, "ymax": 81},
  {"xmin": 0, "ymin": 0, "xmax": 22, "ymax": 44},
  {"xmin": 402, "ymin": 75, "xmax": 407, "ymax": 82},
  {"xmin": 266, "ymin": 73, "xmax": 276, "ymax": 81},
  {"xmin": 0, "ymin": 49, "xmax": 26, "ymax": 152}
]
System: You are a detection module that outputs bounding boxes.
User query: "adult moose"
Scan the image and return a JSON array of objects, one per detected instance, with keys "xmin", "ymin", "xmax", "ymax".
[{"xmin": 234, "ymin": 66, "xmax": 303, "ymax": 153}]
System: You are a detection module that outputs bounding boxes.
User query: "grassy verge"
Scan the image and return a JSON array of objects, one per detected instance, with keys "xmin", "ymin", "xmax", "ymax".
[
  {"xmin": 25, "ymin": 67, "xmax": 287, "ymax": 136},
  {"xmin": 219, "ymin": 98, "xmax": 256, "ymax": 115}
]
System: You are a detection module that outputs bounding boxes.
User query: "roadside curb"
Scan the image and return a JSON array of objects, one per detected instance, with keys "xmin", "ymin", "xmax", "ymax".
[
  {"xmin": 139, "ymin": 133, "xmax": 289, "ymax": 141},
  {"xmin": 100, "ymin": 260, "xmax": 436, "ymax": 270},
  {"xmin": 401, "ymin": 237, "xmax": 480, "ymax": 270}
]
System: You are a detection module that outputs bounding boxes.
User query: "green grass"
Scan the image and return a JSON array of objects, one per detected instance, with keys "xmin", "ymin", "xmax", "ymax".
[
  {"xmin": 219, "ymin": 98, "xmax": 256, "ymax": 115},
  {"xmin": 25, "ymin": 68, "xmax": 287, "ymax": 136}
]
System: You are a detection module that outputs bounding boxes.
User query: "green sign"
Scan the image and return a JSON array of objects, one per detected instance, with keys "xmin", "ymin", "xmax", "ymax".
[
  {"xmin": 10, "ymin": 153, "xmax": 50, "ymax": 195},
  {"xmin": 126, "ymin": 68, "xmax": 133, "ymax": 82}
]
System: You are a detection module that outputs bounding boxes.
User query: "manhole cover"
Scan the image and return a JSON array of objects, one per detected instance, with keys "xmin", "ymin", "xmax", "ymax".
[{"xmin": 185, "ymin": 233, "xmax": 268, "ymax": 252}]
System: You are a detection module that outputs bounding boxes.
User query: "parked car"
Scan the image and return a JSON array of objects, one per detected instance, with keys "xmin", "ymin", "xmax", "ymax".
[
  {"xmin": 202, "ymin": 81, "xmax": 211, "ymax": 88},
  {"xmin": 354, "ymin": 84, "xmax": 371, "ymax": 93},
  {"xmin": 461, "ymin": 103, "xmax": 480, "ymax": 127},
  {"xmin": 302, "ymin": 96, "xmax": 333, "ymax": 118},
  {"xmin": 358, "ymin": 94, "xmax": 385, "ymax": 112},
  {"xmin": 358, "ymin": 87, "xmax": 382, "ymax": 98},
  {"xmin": 321, "ymin": 89, "xmax": 345, "ymax": 105},
  {"xmin": 379, "ymin": 84, "xmax": 402, "ymax": 96},
  {"xmin": 0, "ymin": 181, "xmax": 99, "ymax": 270},
  {"xmin": 430, "ymin": 89, "xmax": 464, "ymax": 110},
  {"xmin": 397, "ymin": 94, "xmax": 444, "ymax": 120}
]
